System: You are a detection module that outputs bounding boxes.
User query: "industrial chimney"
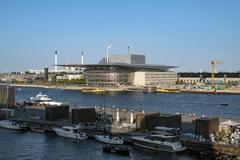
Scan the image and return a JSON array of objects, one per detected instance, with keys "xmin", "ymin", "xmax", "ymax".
[
  {"xmin": 130, "ymin": 110, "xmax": 134, "ymax": 124},
  {"xmin": 55, "ymin": 51, "xmax": 58, "ymax": 72},
  {"xmin": 116, "ymin": 108, "xmax": 120, "ymax": 123},
  {"xmin": 106, "ymin": 45, "xmax": 112, "ymax": 63},
  {"xmin": 81, "ymin": 51, "xmax": 84, "ymax": 65}
]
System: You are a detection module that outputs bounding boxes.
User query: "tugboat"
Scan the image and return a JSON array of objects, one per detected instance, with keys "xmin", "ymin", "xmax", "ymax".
[{"xmin": 103, "ymin": 144, "xmax": 130, "ymax": 156}]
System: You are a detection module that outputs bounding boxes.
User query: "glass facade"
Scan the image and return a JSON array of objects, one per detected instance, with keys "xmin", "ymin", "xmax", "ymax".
[{"xmin": 84, "ymin": 70, "xmax": 131, "ymax": 87}]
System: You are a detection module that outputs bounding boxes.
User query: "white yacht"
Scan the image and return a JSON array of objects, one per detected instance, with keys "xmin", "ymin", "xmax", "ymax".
[
  {"xmin": 95, "ymin": 135, "xmax": 124, "ymax": 145},
  {"xmin": 152, "ymin": 127, "xmax": 180, "ymax": 136},
  {"xmin": 132, "ymin": 134, "xmax": 186, "ymax": 153},
  {"xmin": 30, "ymin": 92, "xmax": 62, "ymax": 106},
  {"xmin": 53, "ymin": 126, "xmax": 87, "ymax": 140},
  {"xmin": 0, "ymin": 120, "xmax": 28, "ymax": 130}
]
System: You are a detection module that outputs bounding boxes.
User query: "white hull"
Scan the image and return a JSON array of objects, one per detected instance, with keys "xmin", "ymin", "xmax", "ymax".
[
  {"xmin": 0, "ymin": 120, "xmax": 26, "ymax": 130},
  {"xmin": 30, "ymin": 93, "xmax": 63, "ymax": 106},
  {"xmin": 53, "ymin": 127, "xmax": 87, "ymax": 140},
  {"xmin": 132, "ymin": 136, "xmax": 186, "ymax": 153},
  {"xmin": 95, "ymin": 135, "xmax": 124, "ymax": 145}
]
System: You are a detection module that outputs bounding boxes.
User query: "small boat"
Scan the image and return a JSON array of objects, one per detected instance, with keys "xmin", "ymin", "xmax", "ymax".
[
  {"xmin": 30, "ymin": 126, "xmax": 45, "ymax": 133},
  {"xmin": 125, "ymin": 87, "xmax": 143, "ymax": 92},
  {"xmin": 53, "ymin": 126, "xmax": 87, "ymax": 140},
  {"xmin": 103, "ymin": 144, "xmax": 130, "ymax": 156},
  {"xmin": 132, "ymin": 134, "xmax": 186, "ymax": 153},
  {"xmin": 81, "ymin": 88, "xmax": 105, "ymax": 93},
  {"xmin": 143, "ymin": 86, "xmax": 157, "ymax": 93},
  {"xmin": 95, "ymin": 135, "xmax": 124, "ymax": 145},
  {"xmin": 30, "ymin": 92, "xmax": 63, "ymax": 106},
  {"xmin": 220, "ymin": 103, "xmax": 229, "ymax": 106},
  {"xmin": 0, "ymin": 120, "xmax": 28, "ymax": 130},
  {"xmin": 157, "ymin": 89, "xmax": 181, "ymax": 93}
]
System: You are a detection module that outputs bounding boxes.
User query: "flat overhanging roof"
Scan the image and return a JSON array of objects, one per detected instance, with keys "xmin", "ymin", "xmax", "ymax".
[{"xmin": 57, "ymin": 63, "xmax": 178, "ymax": 71}]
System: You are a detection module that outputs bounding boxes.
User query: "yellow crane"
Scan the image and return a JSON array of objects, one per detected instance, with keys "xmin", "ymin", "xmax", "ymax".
[{"xmin": 210, "ymin": 60, "xmax": 223, "ymax": 88}]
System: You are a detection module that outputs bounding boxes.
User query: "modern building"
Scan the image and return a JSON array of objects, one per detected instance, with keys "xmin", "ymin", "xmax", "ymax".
[
  {"xmin": 58, "ymin": 63, "xmax": 177, "ymax": 87},
  {"xmin": 58, "ymin": 54, "xmax": 177, "ymax": 87}
]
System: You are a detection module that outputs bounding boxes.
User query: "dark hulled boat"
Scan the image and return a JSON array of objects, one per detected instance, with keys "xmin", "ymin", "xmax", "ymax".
[{"xmin": 103, "ymin": 145, "xmax": 130, "ymax": 156}]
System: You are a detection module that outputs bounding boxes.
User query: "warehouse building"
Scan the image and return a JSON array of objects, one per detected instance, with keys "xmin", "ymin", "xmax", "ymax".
[{"xmin": 178, "ymin": 72, "xmax": 240, "ymax": 85}]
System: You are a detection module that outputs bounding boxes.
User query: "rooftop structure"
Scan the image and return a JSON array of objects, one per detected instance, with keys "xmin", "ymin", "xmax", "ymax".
[
  {"xmin": 99, "ymin": 54, "xmax": 145, "ymax": 65},
  {"xmin": 59, "ymin": 63, "xmax": 176, "ymax": 72}
]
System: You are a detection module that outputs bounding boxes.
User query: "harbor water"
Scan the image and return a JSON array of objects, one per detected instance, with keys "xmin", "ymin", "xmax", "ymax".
[
  {"xmin": 0, "ymin": 128, "xmax": 196, "ymax": 160},
  {"xmin": 0, "ymin": 87, "xmax": 239, "ymax": 160},
  {"xmin": 16, "ymin": 87, "xmax": 240, "ymax": 118}
]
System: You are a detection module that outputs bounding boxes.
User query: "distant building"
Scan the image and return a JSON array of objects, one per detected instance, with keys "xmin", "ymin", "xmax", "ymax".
[
  {"xmin": 178, "ymin": 72, "xmax": 240, "ymax": 84},
  {"xmin": 56, "ymin": 74, "xmax": 83, "ymax": 80},
  {"xmin": 134, "ymin": 71, "xmax": 177, "ymax": 86},
  {"xmin": 58, "ymin": 53, "xmax": 177, "ymax": 87}
]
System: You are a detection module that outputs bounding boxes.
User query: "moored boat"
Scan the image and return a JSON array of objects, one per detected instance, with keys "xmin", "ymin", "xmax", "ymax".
[
  {"xmin": 81, "ymin": 88, "xmax": 105, "ymax": 93},
  {"xmin": 95, "ymin": 135, "xmax": 124, "ymax": 145},
  {"xmin": 152, "ymin": 126, "xmax": 180, "ymax": 136},
  {"xmin": 30, "ymin": 126, "xmax": 45, "ymax": 133},
  {"xmin": 0, "ymin": 120, "xmax": 28, "ymax": 130},
  {"xmin": 53, "ymin": 126, "xmax": 87, "ymax": 140},
  {"xmin": 103, "ymin": 144, "xmax": 130, "ymax": 156},
  {"xmin": 132, "ymin": 134, "xmax": 186, "ymax": 153},
  {"xmin": 30, "ymin": 92, "xmax": 63, "ymax": 106},
  {"xmin": 157, "ymin": 89, "xmax": 181, "ymax": 93}
]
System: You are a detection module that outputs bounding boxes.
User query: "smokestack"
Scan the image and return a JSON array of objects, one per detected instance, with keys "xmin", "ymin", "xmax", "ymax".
[
  {"xmin": 81, "ymin": 51, "xmax": 84, "ymax": 65},
  {"xmin": 54, "ymin": 51, "xmax": 58, "ymax": 72},
  {"xmin": 106, "ymin": 45, "xmax": 112, "ymax": 63},
  {"xmin": 116, "ymin": 108, "xmax": 120, "ymax": 123},
  {"xmin": 130, "ymin": 110, "xmax": 134, "ymax": 124},
  {"xmin": 106, "ymin": 50, "xmax": 109, "ymax": 63},
  {"xmin": 128, "ymin": 46, "xmax": 130, "ymax": 55}
]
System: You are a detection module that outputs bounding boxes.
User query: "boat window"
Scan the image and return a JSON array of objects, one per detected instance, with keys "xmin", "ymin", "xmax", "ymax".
[{"xmin": 73, "ymin": 129, "xmax": 77, "ymax": 133}]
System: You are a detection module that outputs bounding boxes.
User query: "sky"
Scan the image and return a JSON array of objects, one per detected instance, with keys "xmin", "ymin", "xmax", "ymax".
[{"xmin": 0, "ymin": 0, "xmax": 240, "ymax": 72}]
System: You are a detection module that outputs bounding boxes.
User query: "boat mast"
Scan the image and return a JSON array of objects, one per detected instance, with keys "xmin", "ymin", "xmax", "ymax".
[
  {"xmin": 103, "ymin": 94, "xmax": 106, "ymax": 131},
  {"xmin": 102, "ymin": 92, "xmax": 108, "ymax": 134},
  {"xmin": 5, "ymin": 75, "xmax": 9, "ymax": 119},
  {"xmin": 6, "ymin": 81, "xmax": 9, "ymax": 107}
]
